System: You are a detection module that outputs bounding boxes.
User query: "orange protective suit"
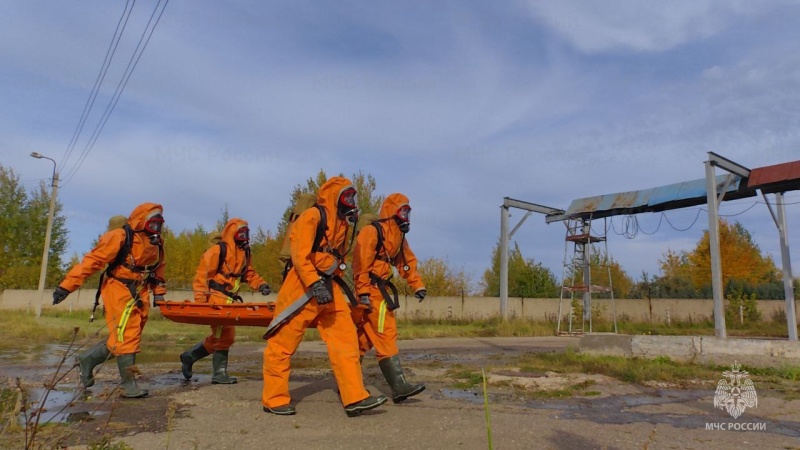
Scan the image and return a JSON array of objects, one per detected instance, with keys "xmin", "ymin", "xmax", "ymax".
[
  {"xmin": 193, "ymin": 218, "xmax": 267, "ymax": 352},
  {"xmin": 59, "ymin": 203, "xmax": 166, "ymax": 356},
  {"xmin": 262, "ymin": 176, "xmax": 369, "ymax": 409},
  {"xmin": 351, "ymin": 193, "xmax": 425, "ymax": 360}
]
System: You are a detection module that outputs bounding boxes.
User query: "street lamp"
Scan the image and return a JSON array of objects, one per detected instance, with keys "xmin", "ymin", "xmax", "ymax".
[{"xmin": 30, "ymin": 152, "xmax": 59, "ymax": 318}]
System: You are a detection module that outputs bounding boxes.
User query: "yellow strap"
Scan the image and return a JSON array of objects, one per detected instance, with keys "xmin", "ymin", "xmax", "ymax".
[
  {"xmin": 377, "ymin": 300, "xmax": 387, "ymax": 334},
  {"xmin": 117, "ymin": 298, "xmax": 137, "ymax": 343},
  {"xmin": 213, "ymin": 325, "xmax": 223, "ymax": 339},
  {"xmin": 226, "ymin": 279, "xmax": 242, "ymax": 304}
]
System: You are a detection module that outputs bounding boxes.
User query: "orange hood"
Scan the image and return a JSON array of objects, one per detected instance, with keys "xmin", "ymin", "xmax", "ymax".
[
  {"xmin": 317, "ymin": 176, "xmax": 355, "ymax": 229},
  {"xmin": 128, "ymin": 202, "xmax": 163, "ymax": 231},
  {"xmin": 379, "ymin": 193, "xmax": 409, "ymax": 220},
  {"xmin": 221, "ymin": 218, "xmax": 249, "ymax": 248}
]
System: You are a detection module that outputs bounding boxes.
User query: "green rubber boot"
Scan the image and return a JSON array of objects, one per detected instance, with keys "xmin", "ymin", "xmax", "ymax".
[
  {"xmin": 78, "ymin": 341, "xmax": 113, "ymax": 388},
  {"xmin": 379, "ymin": 355, "xmax": 425, "ymax": 403},
  {"xmin": 344, "ymin": 395, "xmax": 387, "ymax": 417},
  {"xmin": 117, "ymin": 354, "xmax": 148, "ymax": 398},
  {"xmin": 211, "ymin": 350, "xmax": 237, "ymax": 384},
  {"xmin": 180, "ymin": 341, "xmax": 210, "ymax": 380}
]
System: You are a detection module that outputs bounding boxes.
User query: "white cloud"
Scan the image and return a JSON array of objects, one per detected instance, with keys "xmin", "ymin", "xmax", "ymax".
[
  {"xmin": 524, "ymin": 0, "xmax": 769, "ymax": 53},
  {"xmin": 3, "ymin": 1, "xmax": 800, "ymax": 285}
]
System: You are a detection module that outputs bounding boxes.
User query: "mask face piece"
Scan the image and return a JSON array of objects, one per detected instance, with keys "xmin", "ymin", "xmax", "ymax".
[
  {"xmin": 398, "ymin": 220, "xmax": 410, "ymax": 233},
  {"xmin": 337, "ymin": 187, "xmax": 359, "ymax": 224},
  {"xmin": 143, "ymin": 212, "xmax": 164, "ymax": 235},
  {"xmin": 234, "ymin": 225, "xmax": 250, "ymax": 247},
  {"xmin": 339, "ymin": 187, "xmax": 357, "ymax": 209},
  {"xmin": 396, "ymin": 205, "xmax": 411, "ymax": 222},
  {"xmin": 396, "ymin": 204, "xmax": 411, "ymax": 233}
]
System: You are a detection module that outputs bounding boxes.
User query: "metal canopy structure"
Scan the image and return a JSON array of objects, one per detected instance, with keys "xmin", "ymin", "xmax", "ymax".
[
  {"xmin": 500, "ymin": 152, "xmax": 799, "ymax": 340},
  {"xmin": 545, "ymin": 174, "xmax": 754, "ymax": 224}
]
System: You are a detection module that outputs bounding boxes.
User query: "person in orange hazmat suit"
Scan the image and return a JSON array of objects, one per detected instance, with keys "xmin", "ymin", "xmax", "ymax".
[
  {"xmin": 180, "ymin": 218, "xmax": 271, "ymax": 384},
  {"xmin": 262, "ymin": 176, "xmax": 387, "ymax": 417},
  {"xmin": 52, "ymin": 203, "xmax": 166, "ymax": 398},
  {"xmin": 351, "ymin": 193, "xmax": 426, "ymax": 403}
]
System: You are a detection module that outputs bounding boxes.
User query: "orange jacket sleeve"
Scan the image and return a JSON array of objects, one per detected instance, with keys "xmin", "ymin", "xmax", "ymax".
[
  {"xmin": 243, "ymin": 264, "xmax": 267, "ymax": 290},
  {"xmin": 59, "ymin": 229, "xmax": 127, "ymax": 292},
  {"xmin": 193, "ymin": 245, "xmax": 220, "ymax": 302},
  {"xmin": 397, "ymin": 240, "xmax": 425, "ymax": 293},
  {"xmin": 290, "ymin": 207, "xmax": 323, "ymax": 288},
  {"xmin": 353, "ymin": 225, "xmax": 379, "ymax": 296}
]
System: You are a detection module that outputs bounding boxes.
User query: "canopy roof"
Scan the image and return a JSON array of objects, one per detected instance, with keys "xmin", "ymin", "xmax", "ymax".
[{"xmin": 546, "ymin": 159, "xmax": 800, "ymax": 223}]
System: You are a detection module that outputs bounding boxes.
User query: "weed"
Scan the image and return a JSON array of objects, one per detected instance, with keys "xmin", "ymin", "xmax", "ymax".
[
  {"xmin": 481, "ymin": 368, "xmax": 493, "ymax": 450},
  {"xmin": 447, "ymin": 367, "xmax": 484, "ymax": 389},
  {"xmin": 87, "ymin": 435, "xmax": 134, "ymax": 450}
]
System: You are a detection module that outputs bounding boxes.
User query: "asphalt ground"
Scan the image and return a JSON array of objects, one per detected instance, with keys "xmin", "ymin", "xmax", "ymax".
[{"xmin": 5, "ymin": 337, "xmax": 799, "ymax": 449}]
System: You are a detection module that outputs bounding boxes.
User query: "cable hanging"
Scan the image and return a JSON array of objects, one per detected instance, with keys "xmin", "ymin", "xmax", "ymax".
[
  {"xmin": 61, "ymin": 0, "xmax": 170, "ymax": 186},
  {"xmin": 60, "ymin": 0, "xmax": 135, "ymax": 173}
]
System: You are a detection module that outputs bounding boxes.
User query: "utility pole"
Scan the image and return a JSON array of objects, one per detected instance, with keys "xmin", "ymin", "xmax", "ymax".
[{"xmin": 31, "ymin": 152, "xmax": 59, "ymax": 318}]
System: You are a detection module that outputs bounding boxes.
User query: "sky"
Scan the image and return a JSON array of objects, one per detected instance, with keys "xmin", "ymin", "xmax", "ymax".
[{"xmin": 2, "ymin": 1, "xmax": 800, "ymax": 291}]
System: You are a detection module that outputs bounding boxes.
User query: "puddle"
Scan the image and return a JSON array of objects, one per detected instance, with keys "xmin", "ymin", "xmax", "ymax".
[
  {"xmin": 1, "ymin": 344, "xmax": 207, "ymax": 425},
  {"xmin": 24, "ymin": 387, "xmax": 106, "ymax": 424},
  {"xmin": 438, "ymin": 388, "xmax": 492, "ymax": 404}
]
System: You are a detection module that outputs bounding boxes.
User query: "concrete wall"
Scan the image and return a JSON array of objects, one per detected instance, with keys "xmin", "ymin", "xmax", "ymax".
[
  {"xmin": 2, "ymin": 289, "xmax": 797, "ymax": 323},
  {"xmin": 580, "ymin": 333, "xmax": 800, "ymax": 367}
]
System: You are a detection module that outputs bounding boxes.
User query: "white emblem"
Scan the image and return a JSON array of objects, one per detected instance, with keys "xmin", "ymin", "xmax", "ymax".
[{"xmin": 714, "ymin": 361, "xmax": 757, "ymax": 419}]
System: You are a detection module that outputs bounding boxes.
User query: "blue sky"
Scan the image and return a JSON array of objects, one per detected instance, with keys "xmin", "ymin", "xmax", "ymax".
[{"xmin": 2, "ymin": 1, "xmax": 799, "ymax": 290}]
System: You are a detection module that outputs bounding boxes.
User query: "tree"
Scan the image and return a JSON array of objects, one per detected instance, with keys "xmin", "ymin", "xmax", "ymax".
[
  {"xmin": 163, "ymin": 224, "xmax": 213, "ymax": 290},
  {"xmin": 394, "ymin": 257, "xmax": 473, "ymax": 296},
  {"xmin": 249, "ymin": 226, "xmax": 285, "ymax": 291},
  {"xmin": 215, "ymin": 203, "xmax": 230, "ymax": 234},
  {"xmin": 481, "ymin": 241, "xmax": 559, "ymax": 298},
  {"xmin": 564, "ymin": 250, "xmax": 634, "ymax": 299},
  {"xmin": 653, "ymin": 220, "xmax": 781, "ymax": 298},
  {"xmin": 687, "ymin": 220, "xmax": 779, "ymax": 289},
  {"xmin": 277, "ymin": 169, "xmax": 384, "ymax": 235},
  {"xmin": 0, "ymin": 165, "xmax": 68, "ymax": 290}
]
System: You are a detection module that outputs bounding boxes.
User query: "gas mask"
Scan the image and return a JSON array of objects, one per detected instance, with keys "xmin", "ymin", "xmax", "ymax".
[
  {"xmin": 337, "ymin": 187, "xmax": 359, "ymax": 225},
  {"xmin": 143, "ymin": 211, "xmax": 164, "ymax": 245},
  {"xmin": 234, "ymin": 225, "xmax": 250, "ymax": 249},
  {"xmin": 395, "ymin": 204, "xmax": 411, "ymax": 233}
]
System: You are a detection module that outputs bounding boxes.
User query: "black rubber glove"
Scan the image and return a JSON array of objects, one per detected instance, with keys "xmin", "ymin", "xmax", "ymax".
[
  {"xmin": 52, "ymin": 286, "xmax": 70, "ymax": 305},
  {"xmin": 312, "ymin": 280, "xmax": 333, "ymax": 305},
  {"xmin": 259, "ymin": 283, "xmax": 271, "ymax": 296},
  {"xmin": 357, "ymin": 294, "xmax": 372, "ymax": 313},
  {"xmin": 152, "ymin": 294, "xmax": 164, "ymax": 307},
  {"xmin": 415, "ymin": 289, "xmax": 427, "ymax": 303}
]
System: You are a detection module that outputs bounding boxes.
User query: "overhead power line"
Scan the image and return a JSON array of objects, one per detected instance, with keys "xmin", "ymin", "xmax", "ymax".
[
  {"xmin": 59, "ymin": 0, "xmax": 135, "ymax": 173},
  {"xmin": 61, "ymin": 0, "xmax": 170, "ymax": 186}
]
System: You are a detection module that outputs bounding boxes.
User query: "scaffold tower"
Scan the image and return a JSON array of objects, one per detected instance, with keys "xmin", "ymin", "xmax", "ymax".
[{"xmin": 557, "ymin": 217, "xmax": 617, "ymax": 335}]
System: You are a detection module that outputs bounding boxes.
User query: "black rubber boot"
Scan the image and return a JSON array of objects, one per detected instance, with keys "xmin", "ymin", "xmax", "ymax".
[
  {"xmin": 379, "ymin": 355, "xmax": 425, "ymax": 403},
  {"xmin": 344, "ymin": 395, "xmax": 387, "ymax": 417},
  {"xmin": 263, "ymin": 405, "xmax": 297, "ymax": 416},
  {"xmin": 180, "ymin": 341, "xmax": 210, "ymax": 380},
  {"xmin": 211, "ymin": 350, "xmax": 237, "ymax": 384},
  {"xmin": 77, "ymin": 341, "xmax": 113, "ymax": 388},
  {"xmin": 117, "ymin": 354, "xmax": 148, "ymax": 398}
]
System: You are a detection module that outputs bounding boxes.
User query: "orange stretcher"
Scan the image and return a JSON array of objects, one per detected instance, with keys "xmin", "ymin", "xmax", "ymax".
[{"xmin": 155, "ymin": 300, "xmax": 275, "ymax": 327}]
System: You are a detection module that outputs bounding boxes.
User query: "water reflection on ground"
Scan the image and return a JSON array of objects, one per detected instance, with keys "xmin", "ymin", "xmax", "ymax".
[{"xmin": 1, "ymin": 343, "xmax": 199, "ymax": 425}]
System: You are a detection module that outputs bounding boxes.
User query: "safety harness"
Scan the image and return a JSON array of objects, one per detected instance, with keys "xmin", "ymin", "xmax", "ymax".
[
  {"xmin": 262, "ymin": 205, "xmax": 358, "ymax": 340},
  {"xmin": 367, "ymin": 220, "xmax": 408, "ymax": 311},
  {"xmin": 206, "ymin": 241, "xmax": 250, "ymax": 303},
  {"xmin": 92, "ymin": 224, "xmax": 163, "ymax": 322}
]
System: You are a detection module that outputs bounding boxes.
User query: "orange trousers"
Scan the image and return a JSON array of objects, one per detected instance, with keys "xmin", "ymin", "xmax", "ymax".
[
  {"xmin": 262, "ymin": 297, "xmax": 369, "ymax": 408},
  {"xmin": 351, "ymin": 292, "xmax": 399, "ymax": 361},
  {"xmin": 202, "ymin": 325, "xmax": 235, "ymax": 352},
  {"xmin": 200, "ymin": 296, "xmax": 236, "ymax": 352},
  {"xmin": 101, "ymin": 278, "xmax": 149, "ymax": 356}
]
